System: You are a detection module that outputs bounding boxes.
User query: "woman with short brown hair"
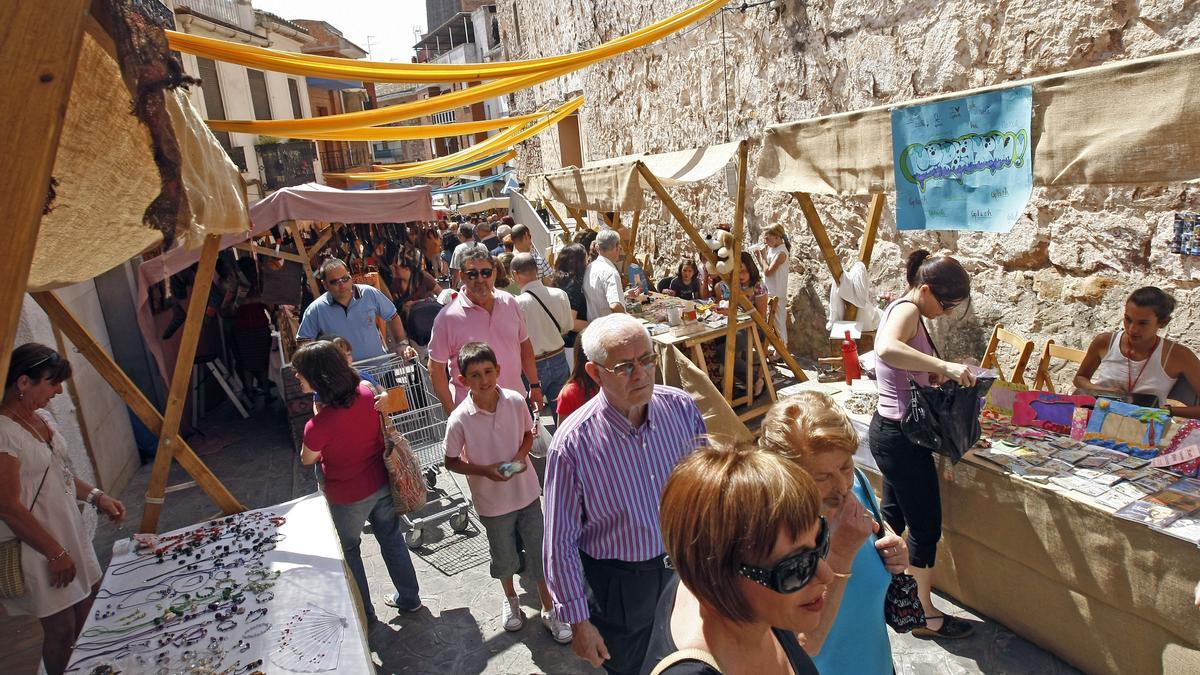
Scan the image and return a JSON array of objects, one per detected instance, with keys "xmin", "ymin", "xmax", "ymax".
[{"xmin": 640, "ymin": 441, "xmax": 829, "ymax": 674}]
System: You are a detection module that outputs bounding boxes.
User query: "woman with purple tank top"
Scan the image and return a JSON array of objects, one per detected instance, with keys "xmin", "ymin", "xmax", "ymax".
[{"xmin": 870, "ymin": 249, "xmax": 977, "ymax": 640}]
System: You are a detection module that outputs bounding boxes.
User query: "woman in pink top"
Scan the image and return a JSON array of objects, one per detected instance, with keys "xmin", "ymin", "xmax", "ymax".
[{"xmin": 870, "ymin": 249, "xmax": 976, "ymax": 640}]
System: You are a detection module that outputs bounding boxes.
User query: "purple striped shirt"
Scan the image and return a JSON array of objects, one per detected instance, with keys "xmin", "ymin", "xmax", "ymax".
[{"xmin": 543, "ymin": 384, "xmax": 706, "ymax": 624}]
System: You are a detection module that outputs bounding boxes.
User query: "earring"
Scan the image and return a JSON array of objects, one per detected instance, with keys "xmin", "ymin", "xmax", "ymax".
[{"xmin": 16, "ymin": 393, "xmax": 22, "ymax": 401}]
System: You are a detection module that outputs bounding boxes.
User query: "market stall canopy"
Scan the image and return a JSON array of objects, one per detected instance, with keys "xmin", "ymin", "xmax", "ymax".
[
  {"xmin": 249, "ymin": 182, "xmax": 435, "ymax": 231},
  {"xmin": 526, "ymin": 140, "xmax": 743, "ymax": 211},
  {"xmin": 28, "ymin": 35, "xmax": 248, "ymax": 292},
  {"xmin": 756, "ymin": 46, "xmax": 1200, "ymax": 195},
  {"xmin": 455, "ymin": 196, "xmax": 510, "ymax": 215}
]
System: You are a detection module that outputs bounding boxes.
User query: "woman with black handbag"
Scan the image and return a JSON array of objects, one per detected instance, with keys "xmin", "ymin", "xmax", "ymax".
[{"xmin": 871, "ymin": 250, "xmax": 975, "ymax": 639}]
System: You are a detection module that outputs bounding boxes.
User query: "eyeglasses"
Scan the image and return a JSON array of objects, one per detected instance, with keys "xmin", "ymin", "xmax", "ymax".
[
  {"xmin": 463, "ymin": 268, "xmax": 494, "ymax": 280},
  {"xmin": 737, "ymin": 517, "xmax": 829, "ymax": 594},
  {"xmin": 325, "ymin": 274, "xmax": 352, "ymax": 286},
  {"xmin": 937, "ymin": 297, "xmax": 961, "ymax": 312},
  {"xmin": 595, "ymin": 352, "xmax": 657, "ymax": 378}
]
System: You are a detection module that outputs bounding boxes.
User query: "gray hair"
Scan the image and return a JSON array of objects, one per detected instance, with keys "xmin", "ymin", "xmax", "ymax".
[
  {"xmin": 460, "ymin": 244, "xmax": 493, "ymax": 267},
  {"xmin": 458, "ymin": 223, "xmax": 475, "ymax": 238},
  {"xmin": 582, "ymin": 314, "xmax": 651, "ymax": 366},
  {"xmin": 595, "ymin": 229, "xmax": 620, "ymax": 253},
  {"xmin": 318, "ymin": 257, "xmax": 348, "ymax": 280},
  {"xmin": 510, "ymin": 252, "xmax": 538, "ymax": 277}
]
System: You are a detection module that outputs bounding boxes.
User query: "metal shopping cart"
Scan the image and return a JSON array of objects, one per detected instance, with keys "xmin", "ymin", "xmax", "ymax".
[{"xmin": 356, "ymin": 354, "xmax": 473, "ymax": 549}]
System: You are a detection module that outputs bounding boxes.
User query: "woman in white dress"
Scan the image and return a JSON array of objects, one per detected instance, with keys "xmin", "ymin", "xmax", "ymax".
[
  {"xmin": 754, "ymin": 224, "xmax": 791, "ymax": 355},
  {"xmin": 0, "ymin": 343, "xmax": 126, "ymax": 675}
]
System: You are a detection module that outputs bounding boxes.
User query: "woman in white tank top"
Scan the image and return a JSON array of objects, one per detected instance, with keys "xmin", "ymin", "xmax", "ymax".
[{"xmin": 1074, "ymin": 287, "xmax": 1200, "ymax": 418}]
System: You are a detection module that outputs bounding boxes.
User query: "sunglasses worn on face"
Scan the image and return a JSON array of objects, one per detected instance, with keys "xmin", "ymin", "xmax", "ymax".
[
  {"xmin": 463, "ymin": 268, "xmax": 494, "ymax": 280},
  {"xmin": 595, "ymin": 352, "xmax": 658, "ymax": 378},
  {"xmin": 326, "ymin": 274, "xmax": 352, "ymax": 286},
  {"xmin": 738, "ymin": 517, "xmax": 830, "ymax": 594}
]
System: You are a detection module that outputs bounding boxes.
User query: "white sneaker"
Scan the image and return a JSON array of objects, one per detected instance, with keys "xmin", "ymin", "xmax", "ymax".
[
  {"xmin": 502, "ymin": 597, "xmax": 524, "ymax": 632},
  {"xmin": 541, "ymin": 609, "xmax": 573, "ymax": 644}
]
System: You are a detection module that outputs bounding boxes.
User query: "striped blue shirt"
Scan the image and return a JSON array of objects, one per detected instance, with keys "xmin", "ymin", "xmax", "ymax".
[{"xmin": 543, "ymin": 384, "xmax": 706, "ymax": 624}]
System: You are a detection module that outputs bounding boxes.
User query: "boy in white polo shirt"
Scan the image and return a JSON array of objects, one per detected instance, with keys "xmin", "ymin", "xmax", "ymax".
[{"xmin": 443, "ymin": 342, "xmax": 572, "ymax": 643}]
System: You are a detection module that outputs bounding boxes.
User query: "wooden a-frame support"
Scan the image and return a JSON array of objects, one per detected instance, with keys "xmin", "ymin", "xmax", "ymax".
[
  {"xmin": 791, "ymin": 192, "xmax": 886, "ymax": 323},
  {"xmin": 0, "ymin": 0, "xmax": 91, "ymax": 386},
  {"xmin": 634, "ymin": 152, "xmax": 809, "ymax": 384}
]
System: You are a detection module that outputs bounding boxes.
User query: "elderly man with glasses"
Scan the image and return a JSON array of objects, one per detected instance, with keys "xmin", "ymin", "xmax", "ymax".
[
  {"xmin": 296, "ymin": 257, "xmax": 410, "ymax": 361},
  {"xmin": 542, "ymin": 313, "xmax": 707, "ymax": 675},
  {"xmin": 428, "ymin": 248, "xmax": 544, "ymax": 413}
]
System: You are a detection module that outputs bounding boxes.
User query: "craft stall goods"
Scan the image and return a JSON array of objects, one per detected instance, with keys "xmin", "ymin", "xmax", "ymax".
[{"xmin": 66, "ymin": 496, "xmax": 371, "ymax": 675}]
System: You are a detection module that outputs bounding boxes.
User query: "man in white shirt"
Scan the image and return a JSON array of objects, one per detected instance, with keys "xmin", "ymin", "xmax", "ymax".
[
  {"xmin": 512, "ymin": 253, "xmax": 573, "ymax": 419},
  {"xmin": 583, "ymin": 229, "xmax": 625, "ymax": 320}
]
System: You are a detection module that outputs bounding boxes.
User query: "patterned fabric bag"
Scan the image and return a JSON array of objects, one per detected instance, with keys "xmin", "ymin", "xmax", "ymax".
[
  {"xmin": 0, "ymin": 466, "xmax": 51, "ymax": 598},
  {"xmin": 856, "ymin": 468, "xmax": 926, "ymax": 633},
  {"xmin": 381, "ymin": 417, "xmax": 425, "ymax": 516}
]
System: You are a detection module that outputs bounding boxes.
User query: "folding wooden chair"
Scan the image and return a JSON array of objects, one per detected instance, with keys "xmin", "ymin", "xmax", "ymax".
[
  {"xmin": 1032, "ymin": 339, "xmax": 1086, "ymax": 392},
  {"xmin": 980, "ymin": 323, "xmax": 1035, "ymax": 385}
]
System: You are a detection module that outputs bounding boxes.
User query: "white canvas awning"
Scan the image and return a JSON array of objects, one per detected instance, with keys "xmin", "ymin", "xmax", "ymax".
[
  {"xmin": 455, "ymin": 196, "xmax": 510, "ymax": 215},
  {"xmin": 755, "ymin": 46, "xmax": 1200, "ymax": 195},
  {"xmin": 527, "ymin": 140, "xmax": 743, "ymax": 211}
]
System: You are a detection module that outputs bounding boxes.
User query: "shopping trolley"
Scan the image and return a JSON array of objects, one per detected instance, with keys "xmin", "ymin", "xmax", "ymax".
[{"xmin": 356, "ymin": 354, "xmax": 473, "ymax": 549}]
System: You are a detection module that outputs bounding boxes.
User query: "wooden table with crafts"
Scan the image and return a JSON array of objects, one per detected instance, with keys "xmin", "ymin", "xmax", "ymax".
[
  {"xmin": 804, "ymin": 377, "xmax": 1200, "ymax": 675},
  {"xmin": 630, "ymin": 292, "xmax": 777, "ymax": 421},
  {"xmin": 66, "ymin": 495, "xmax": 373, "ymax": 675}
]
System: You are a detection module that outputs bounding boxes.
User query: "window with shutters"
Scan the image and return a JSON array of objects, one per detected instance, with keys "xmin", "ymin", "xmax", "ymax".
[
  {"xmin": 195, "ymin": 57, "xmax": 242, "ymax": 169},
  {"xmin": 248, "ymin": 69, "xmax": 272, "ymax": 120},
  {"xmin": 287, "ymin": 79, "xmax": 303, "ymax": 119}
]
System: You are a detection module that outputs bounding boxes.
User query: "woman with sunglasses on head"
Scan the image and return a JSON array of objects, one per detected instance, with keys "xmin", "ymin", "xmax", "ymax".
[
  {"xmin": 641, "ymin": 440, "xmax": 830, "ymax": 675},
  {"xmin": 760, "ymin": 392, "xmax": 908, "ymax": 673},
  {"xmin": 0, "ymin": 344, "xmax": 126, "ymax": 675},
  {"xmin": 870, "ymin": 249, "xmax": 975, "ymax": 639}
]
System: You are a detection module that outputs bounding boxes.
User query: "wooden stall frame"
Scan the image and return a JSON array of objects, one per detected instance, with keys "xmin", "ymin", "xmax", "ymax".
[
  {"xmin": 791, "ymin": 192, "xmax": 887, "ymax": 323},
  {"xmin": 0, "ymin": 0, "xmax": 91, "ymax": 386}
]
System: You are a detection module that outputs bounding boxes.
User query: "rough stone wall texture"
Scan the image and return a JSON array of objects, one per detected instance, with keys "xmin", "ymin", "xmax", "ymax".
[{"xmin": 498, "ymin": 0, "xmax": 1200, "ymax": 376}]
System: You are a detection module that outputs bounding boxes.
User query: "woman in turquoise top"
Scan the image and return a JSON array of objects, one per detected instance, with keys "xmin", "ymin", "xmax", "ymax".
[{"xmin": 760, "ymin": 392, "xmax": 910, "ymax": 674}]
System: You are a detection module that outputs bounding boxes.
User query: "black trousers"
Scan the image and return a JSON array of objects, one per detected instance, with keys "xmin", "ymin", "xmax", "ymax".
[
  {"xmin": 868, "ymin": 413, "xmax": 942, "ymax": 568},
  {"xmin": 581, "ymin": 552, "xmax": 674, "ymax": 675}
]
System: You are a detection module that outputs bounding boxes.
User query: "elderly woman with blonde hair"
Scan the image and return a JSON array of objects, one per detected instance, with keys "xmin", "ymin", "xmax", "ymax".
[{"xmin": 759, "ymin": 392, "xmax": 910, "ymax": 673}]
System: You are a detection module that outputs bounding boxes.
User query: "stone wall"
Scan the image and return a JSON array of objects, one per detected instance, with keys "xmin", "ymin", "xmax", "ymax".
[{"xmin": 497, "ymin": 0, "xmax": 1200, "ymax": 373}]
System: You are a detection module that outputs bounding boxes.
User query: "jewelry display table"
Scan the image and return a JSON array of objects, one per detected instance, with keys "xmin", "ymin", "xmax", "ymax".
[{"xmin": 67, "ymin": 494, "xmax": 372, "ymax": 674}]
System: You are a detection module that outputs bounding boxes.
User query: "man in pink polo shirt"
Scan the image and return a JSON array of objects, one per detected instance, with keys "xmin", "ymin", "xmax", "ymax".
[{"xmin": 428, "ymin": 247, "xmax": 544, "ymax": 412}]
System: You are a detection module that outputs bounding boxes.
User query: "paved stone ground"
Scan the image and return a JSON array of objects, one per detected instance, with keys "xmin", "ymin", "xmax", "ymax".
[{"xmin": 72, "ymin": 401, "xmax": 1083, "ymax": 675}]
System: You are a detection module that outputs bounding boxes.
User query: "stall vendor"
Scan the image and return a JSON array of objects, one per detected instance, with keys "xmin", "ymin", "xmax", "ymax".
[{"xmin": 1074, "ymin": 286, "xmax": 1200, "ymax": 418}]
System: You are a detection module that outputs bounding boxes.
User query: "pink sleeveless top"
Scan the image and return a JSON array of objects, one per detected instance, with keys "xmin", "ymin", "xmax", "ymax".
[{"xmin": 876, "ymin": 299, "xmax": 935, "ymax": 420}]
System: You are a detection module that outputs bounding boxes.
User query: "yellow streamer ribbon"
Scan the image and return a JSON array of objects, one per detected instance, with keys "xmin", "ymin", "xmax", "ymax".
[
  {"xmin": 325, "ymin": 97, "xmax": 584, "ymax": 181},
  {"xmin": 296, "ymin": 112, "xmax": 544, "ymax": 142},
  {"xmin": 424, "ymin": 150, "xmax": 517, "ymax": 178},
  {"xmin": 167, "ymin": 0, "xmax": 725, "ymax": 84},
  {"xmin": 199, "ymin": 0, "xmax": 723, "ymax": 135}
]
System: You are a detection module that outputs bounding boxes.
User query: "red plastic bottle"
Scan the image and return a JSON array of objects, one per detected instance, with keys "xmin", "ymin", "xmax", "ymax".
[{"xmin": 841, "ymin": 330, "xmax": 861, "ymax": 384}]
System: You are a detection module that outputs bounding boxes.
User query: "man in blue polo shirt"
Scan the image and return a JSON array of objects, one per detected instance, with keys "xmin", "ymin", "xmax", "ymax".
[{"xmin": 296, "ymin": 258, "xmax": 410, "ymax": 361}]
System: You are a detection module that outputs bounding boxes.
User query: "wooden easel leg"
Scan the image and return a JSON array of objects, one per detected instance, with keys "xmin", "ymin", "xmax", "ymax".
[
  {"xmin": 32, "ymin": 290, "xmax": 245, "ymax": 525},
  {"xmin": 860, "ymin": 193, "xmax": 885, "ymax": 266},
  {"xmin": 792, "ymin": 192, "xmax": 856, "ymax": 322},
  {"xmin": 141, "ymin": 234, "xmax": 227, "ymax": 532},
  {"xmin": 544, "ymin": 201, "xmax": 573, "ymax": 243},
  {"xmin": 722, "ymin": 142, "xmax": 749, "ymax": 404},
  {"xmin": 752, "ymin": 327, "xmax": 777, "ymax": 401},
  {"xmin": 0, "ymin": 0, "xmax": 91, "ymax": 383}
]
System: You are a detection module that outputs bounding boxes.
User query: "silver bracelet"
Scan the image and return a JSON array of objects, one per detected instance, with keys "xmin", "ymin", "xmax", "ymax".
[{"xmin": 48, "ymin": 549, "xmax": 69, "ymax": 562}]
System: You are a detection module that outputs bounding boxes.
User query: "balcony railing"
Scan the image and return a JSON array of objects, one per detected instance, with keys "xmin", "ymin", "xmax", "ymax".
[
  {"xmin": 320, "ymin": 147, "xmax": 372, "ymax": 172},
  {"xmin": 174, "ymin": 0, "xmax": 242, "ymax": 28}
]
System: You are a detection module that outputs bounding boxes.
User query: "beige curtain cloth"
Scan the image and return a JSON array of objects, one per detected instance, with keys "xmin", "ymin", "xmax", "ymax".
[
  {"xmin": 655, "ymin": 341, "xmax": 753, "ymax": 444},
  {"xmin": 30, "ymin": 37, "xmax": 249, "ymax": 291},
  {"xmin": 527, "ymin": 141, "xmax": 742, "ymax": 211},
  {"xmin": 756, "ymin": 47, "xmax": 1200, "ymax": 195}
]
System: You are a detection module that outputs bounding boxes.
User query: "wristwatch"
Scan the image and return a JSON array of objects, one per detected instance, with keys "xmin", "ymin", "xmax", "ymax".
[
  {"xmin": 86, "ymin": 487, "xmax": 103, "ymax": 506},
  {"xmin": 530, "ymin": 383, "xmax": 541, "ymax": 389}
]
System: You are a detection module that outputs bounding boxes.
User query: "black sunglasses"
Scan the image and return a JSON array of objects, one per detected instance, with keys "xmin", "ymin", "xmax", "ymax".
[
  {"xmin": 737, "ymin": 517, "xmax": 829, "ymax": 593},
  {"xmin": 325, "ymin": 274, "xmax": 352, "ymax": 286},
  {"xmin": 463, "ymin": 268, "xmax": 494, "ymax": 280}
]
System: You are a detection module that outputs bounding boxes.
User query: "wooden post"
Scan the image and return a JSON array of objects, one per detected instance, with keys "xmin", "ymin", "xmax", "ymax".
[
  {"xmin": 860, "ymin": 193, "xmax": 885, "ymax": 265},
  {"xmin": 543, "ymin": 200, "xmax": 573, "ymax": 243},
  {"xmin": 546, "ymin": 183, "xmax": 589, "ymax": 233},
  {"xmin": 792, "ymin": 192, "xmax": 856, "ymax": 321},
  {"xmin": 140, "ymin": 234, "xmax": 226, "ymax": 532},
  {"xmin": 0, "ymin": 0, "xmax": 90, "ymax": 385},
  {"xmin": 722, "ymin": 142, "xmax": 749, "ymax": 403},
  {"xmin": 234, "ymin": 243, "xmax": 308, "ymax": 264},
  {"xmin": 290, "ymin": 222, "xmax": 322, "ymax": 298},
  {"xmin": 33, "ymin": 291, "xmax": 245, "ymax": 517},
  {"xmin": 307, "ymin": 223, "xmax": 337, "ymax": 260},
  {"xmin": 50, "ymin": 325, "xmax": 102, "ymax": 489},
  {"xmin": 638, "ymin": 160, "xmax": 807, "ymax": 383}
]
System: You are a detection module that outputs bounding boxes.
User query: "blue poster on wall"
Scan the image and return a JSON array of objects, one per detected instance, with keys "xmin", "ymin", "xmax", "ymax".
[{"xmin": 891, "ymin": 86, "xmax": 1033, "ymax": 232}]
